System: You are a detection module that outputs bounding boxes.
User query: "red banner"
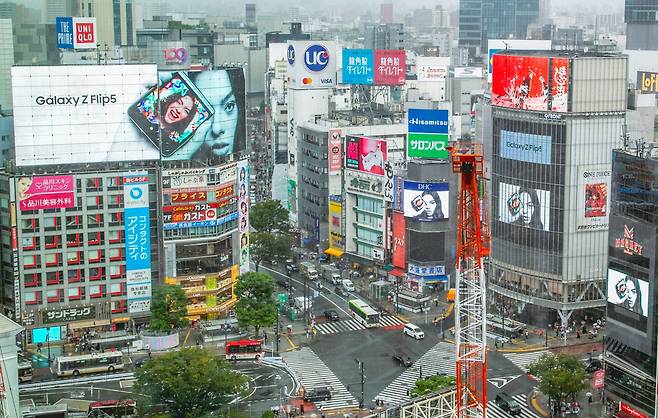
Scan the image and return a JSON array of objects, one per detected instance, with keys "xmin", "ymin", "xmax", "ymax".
[
  {"xmin": 392, "ymin": 211, "xmax": 406, "ymax": 268},
  {"xmin": 620, "ymin": 402, "xmax": 648, "ymax": 418},
  {"xmin": 374, "ymin": 50, "xmax": 406, "ymax": 85},
  {"xmin": 491, "ymin": 54, "xmax": 550, "ymax": 111},
  {"xmin": 551, "ymin": 57, "xmax": 569, "ymax": 112},
  {"xmin": 592, "ymin": 369, "xmax": 604, "ymax": 389}
]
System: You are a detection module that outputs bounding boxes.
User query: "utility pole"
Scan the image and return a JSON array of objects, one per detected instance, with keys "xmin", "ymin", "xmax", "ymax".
[
  {"xmin": 275, "ymin": 306, "xmax": 280, "ymax": 355},
  {"xmin": 359, "ymin": 360, "xmax": 365, "ymax": 409}
]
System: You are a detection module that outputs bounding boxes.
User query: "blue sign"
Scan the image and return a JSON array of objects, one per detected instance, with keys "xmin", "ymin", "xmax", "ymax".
[
  {"xmin": 163, "ymin": 212, "xmax": 239, "ymax": 230},
  {"xmin": 488, "ymin": 48, "xmax": 503, "ymax": 74},
  {"xmin": 403, "ymin": 181, "xmax": 449, "ymax": 192},
  {"xmin": 408, "ymin": 264, "xmax": 446, "ymax": 276},
  {"xmin": 125, "ymin": 207, "xmax": 151, "ymax": 271},
  {"xmin": 304, "ymin": 44, "xmax": 329, "ymax": 72},
  {"xmin": 499, "ymin": 130, "xmax": 552, "ymax": 165},
  {"xmin": 407, "ymin": 109, "xmax": 449, "ymax": 134},
  {"xmin": 287, "ymin": 44, "xmax": 295, "ymax": 65},
  {"xmin": 342, "ymin": 49, "xmax": 374, "ymax": 85},
  {"xmin": 56, "ymin": 17, "xmax": 74, "ymax": 49},
  {"xmin": 32, "ymin": 326, "xmax": 61, "ymax": 344}
]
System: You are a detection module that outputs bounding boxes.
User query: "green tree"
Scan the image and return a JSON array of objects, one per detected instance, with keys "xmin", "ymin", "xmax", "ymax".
[
  {"xmin": 250, "ymin": 201, "xmax": 290, "ymax": 233},
  {"xmin": 149, "ymin": 285, "xmax": 189, "ymax": 333},
  {"xmin": 411, "ymin": 375, "xmax": 456, "ymax": 398},
  {"xmin": 250, "ymin": 232, "xmax": 292, "ymax": 271},
  {"xmin": 135, "ymin": 347, "xmax": 247, "ymax": 418},
  {"xmin": 261, "ymin": 412, "xmax": 276, "ymax": 418},
  {"xmin": 527, "ymin": 353, "xmax": 588, "ymax": 415},
  {"xmin": 234, "ymin": 272, "xmax": 277, "ymax": 337}
]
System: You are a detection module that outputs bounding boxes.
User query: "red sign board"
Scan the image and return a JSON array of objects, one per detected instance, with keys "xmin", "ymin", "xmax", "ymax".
[
  {"xmin": 551, "ymin": 57, "xmax": 569, "ymax": 112},
  {"xmin": 620, "ymin": 402, "xmax": 648, "ymax": 418},
  {"xmin": 328, "ymin": 129, "xmax": 343, "ymax": 172},
  {"xmin": 592, "ymin": 369, "xmax": 604, "ymax": 389},
  {"xmin": 492, "ymin": 54, "xmax": 550, "ymax": 111},
  {"xmin": 392, "ymin": 212, "xmax": 406, "ymax": 268},
  {"xmin": 374, "ymin": 50, "xmax": 405, "ymax": 85},
  {"xmin": 615, "ymin": 224, "xmax": 644, "ymax": 256}
]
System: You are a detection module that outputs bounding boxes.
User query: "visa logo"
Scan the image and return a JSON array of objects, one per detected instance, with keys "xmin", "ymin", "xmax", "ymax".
[{"xmin": 321, "ymin": 78, "xmax": 333, "ymax": 84}]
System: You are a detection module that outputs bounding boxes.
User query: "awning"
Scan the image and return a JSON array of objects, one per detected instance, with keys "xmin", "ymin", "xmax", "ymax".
[
  {"xmin": 68, "ymin": 319, "xmax": 111, "ymax": 330},
  {"xmin": 389, "ymin": 268, "xmax": 406, "ymax": 277},
  {"xmin": 324, "ymin": 248, "xmax": 344, "ymax": 257}
]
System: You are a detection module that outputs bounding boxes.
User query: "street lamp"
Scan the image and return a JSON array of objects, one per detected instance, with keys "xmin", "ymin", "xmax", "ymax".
[
  {"xmin": 355, "ymin": 359, "xmax": 365, "ymax": 409},
  {"xmin": 46, "ymin": 327, "xmax": 51, "ymax": 364}
]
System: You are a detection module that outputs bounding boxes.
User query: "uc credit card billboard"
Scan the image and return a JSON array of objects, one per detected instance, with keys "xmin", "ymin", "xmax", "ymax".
[
  {"xmin": 407, "ymin": 109, "xmax": 449, "ymax": 159},
  {"xmin": 287, "ymin": 41, "xmax": 336, "ymax": 89}
]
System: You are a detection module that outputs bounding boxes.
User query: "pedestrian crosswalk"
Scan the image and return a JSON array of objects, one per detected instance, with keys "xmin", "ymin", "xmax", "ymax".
[
  {"xmin": 375, "ymin": 342, "xmax": 456, "ymax": 406},
  {"xmin": 487, "ymin": 394, "xmax": 540, "ymax": 418},
  {"xmin": 281, "ymin": 347, "xmax": 358, "ymax": 410},
  {"xmin": 313, "ymin": 315, "xmax": 404, "ymax": 335},
  {"xmin": 502, "ymin": 350, "xmax": 550, "ymax": 372}
]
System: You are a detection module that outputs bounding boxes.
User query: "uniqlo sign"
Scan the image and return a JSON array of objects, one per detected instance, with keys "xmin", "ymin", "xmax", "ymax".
[{"xmin": 56, "ymin": 17, "xmax": 97, "ymax": 50}]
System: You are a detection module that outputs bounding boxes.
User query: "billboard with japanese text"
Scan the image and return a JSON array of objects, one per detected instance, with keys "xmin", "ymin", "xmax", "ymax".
[
  {"xmin": 342, "ymin": 49, "xmax": 374, "ymax": 85},
  {"xmin": 576, "ymin": 165, "xmax": 611, "ymax": 232},
  {"xmin": 328, "ymin": 129, "xmax": 343, "ymax": 172},
  {"xmin": 17, "ymin": 175, "xmax": 75, "ymax": 211},
  {"xmin": 238, "ymin": 160, "xmax": 250, "ymax": 275},
  {"xmin": 416, "ymin": 57, "xmax": 448, "ymax": 81},
  {"xmin": 392, "ymin": 211, "xmax": 406, "ymax": 268},
  {"xmin": 374, "ymin": 50, "xmax": 406, "ymax": 85},
  {"xmin": 407, "ymin": 109, "xmax": 449, "ymax": 159},
  {"xmin": 328, "ymin": 198, "xmax": 344, "ymax": 252}
]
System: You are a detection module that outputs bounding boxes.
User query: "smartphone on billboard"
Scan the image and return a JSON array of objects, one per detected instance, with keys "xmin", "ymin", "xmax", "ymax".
[
  {"xmin": 127, "ymin": 72, "xmax": 214, "ymax": 157},
  {"xmin": 506, "ymin": 191, "xmax": 521, "ymax": 217},
  {"xmin": 411, "ymin": 195, "xmax": 425, "ymax": 212}
]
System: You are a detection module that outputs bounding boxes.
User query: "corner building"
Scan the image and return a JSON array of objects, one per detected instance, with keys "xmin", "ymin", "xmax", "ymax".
[{"xmin": 488, "ymin": 51, "xmax": 627, "ymax": 329}]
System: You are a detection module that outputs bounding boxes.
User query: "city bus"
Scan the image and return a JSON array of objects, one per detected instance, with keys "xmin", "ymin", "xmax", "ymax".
[
  {"xmin": 348, "ymin": 299, "xmax": 381, "ymax": 328},
  {"xmin": 53, "ymin": 351, "xmax": 125, "ymax": 377},
  {"xmin": 18, "ymin": 361, "xmax": 32, "ymax": 383},
  {"xmin": 225, "ymin": 339, "xmax": 263, "ymax": 361},
  {"xmin": 88, "ymin": 399, "xmax": 136, "ymax": 417}
]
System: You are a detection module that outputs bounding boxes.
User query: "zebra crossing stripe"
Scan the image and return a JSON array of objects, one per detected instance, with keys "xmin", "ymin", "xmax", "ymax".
[
  {"xmin": 502, "ymin": 351, "xmax": 549, "ymax": 372},
  {"xmin": 487, "ymin": 394, "xmax": 539, "ymax": 418},
  {"xmin": 314, "ymin": 316, "xmax": 404, "ymax": 335}
]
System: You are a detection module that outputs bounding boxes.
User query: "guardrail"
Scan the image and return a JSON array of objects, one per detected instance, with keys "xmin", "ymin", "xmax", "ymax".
[{"xmin": 19, "ymin": 372, "xmax": 134, "ymax": 392}]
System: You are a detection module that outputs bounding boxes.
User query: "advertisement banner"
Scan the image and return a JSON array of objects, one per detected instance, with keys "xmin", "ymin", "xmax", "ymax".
[
  {"xmin": 454, "ymin": 67, "xmax": 483, "ymax": 78},
  {"xmin": 407, "ymin": 109, "xmax": 449, "ymax": 159},
  {"xmin": 403, "ymin": 181, "xmax": 449, "ymax": 221},
  {"xmin": 56, "ymin": 17, "xmax": 97, "ymax": 49},
  {"xmin": 42, "ymin": 305, "xmax": 95, "ymax": 325},
  {"xmin": 416, "ymin": 57, "xmax": 448, "ymax": 81},
  {"xmin": 17, "ymin": 175, "xmax": 75, "ymax": 211},
  {"xmin": 637, "ymin": 71, "xmax": 658, "ymax": 94},
  {"xmin": 392, "ymin": 212, "xmax": 406, "ymax": 268},
  {"xmin": 383, "ymin": 161, "xmax": 394, "ymax": 202},
  {"xmin": 358, "ymin": 137, "xmax": 387, "ymax": 176},
  {"xmin": 609, "ymin": 218, "xmax": 652, "ymax": 266},
  {"xmin": 374, "ymin": 50, "xmax": 406, "ymax": 85},
  {"xmin": 168, "ymin": 174, "xmax": 207, "ymax": 189},
  {"xmin": 392, "ymin": 175, "xmax": 404, "ymax": 211},
  {"xmin": 499, "ymin": 130, "xmax": 552, "ymax": 164},
  {"xmin": 551, "ymin": 58, "xmax": 569, "ymax": 112},
  {"xmin": 342, "ymin": 49, "xmax": 374, "ymax": 85},
  {"xmin": 123, "ymin": 173, "xmax": 152, "ymax": 314},
  {"xmin": 408, "ymin": 264, "xmax": 446, "ymax": 276},
  {"xmin": 576, "ymin": 165, "xmax": 611, "ymax": 232},
  {"xmin": 607, "ymin": 268, "xmax": 649, "ymax": 317},
  {"xmin": 238, "ymin": 160, "xmax": 250, "ymax": 275},
  {"xmin": 328, "ymin": 199, "xmax": 344, "ymax": 251},
  {"xmin": 287, "ymin": 41, "xmax": 337, "ymax": 89},
  {"xmin": 498, "ymin": 182, "xmax": 550, "ymax": 231},
  {"xmin": 164, "ymin": 202, "xmax": 227, "ymax": 223},
  {"xmin": 487, "ymin": 39, "xmax": 552, "ymax": 82},
  {"xmin": 592, "ymin": 370, "xmax": 605, "ymax": 389},
  {"xmin": 345, "ymin": 136, "xmax": 360, "ymax": 170},
  {"xmin": 328, "ymin": 129, "xmax": 343, "ymax": 172},
  {"xmin": 345, "ymin": 169, "xmax": 384, "ymax": 197},
  {"xmin": 492, "ymin": 54, "xmax": 550, "ymax": 111},
  {"xmin": 163, "ymin": 212, "xmax": 238, "ymax": 230}
]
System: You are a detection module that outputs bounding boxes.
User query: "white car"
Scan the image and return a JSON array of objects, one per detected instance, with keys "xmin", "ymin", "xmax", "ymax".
[{"xmin": 404, "ymin": 323, "xmax": 425, "ymax": 340}]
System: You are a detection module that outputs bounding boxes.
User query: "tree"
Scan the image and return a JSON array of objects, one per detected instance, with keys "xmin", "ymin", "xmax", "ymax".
[
  {"xmin": 234, "ymin": 272, "xmax": 277, "ymax": 336},
  {"xmin": 135, "ymin": 347, "xmax": 247, "ymax": 418},
  {"xmin": 410, "ymin": 375, "xmax": 456, "ymax": 398},
  {"xmin": 250, "ymin": 232, "xmax": 292, "ymax": 271},
  {"xmin": 527, "ymin": 353, "xmax": 588, "ymax": 415},
  {"xmin": 149, "ymin": 285, "xmax": 189, "ymax": 333},
  {"xmin": 250, "ymin": 201, "xmax": 290, "ymax": 233}
]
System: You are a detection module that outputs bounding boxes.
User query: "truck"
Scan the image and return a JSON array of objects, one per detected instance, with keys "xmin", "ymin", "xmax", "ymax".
[
  {"xmin": 299, "ymin": 261, "xmax": 319, "ymax": 281},
  {"xmin": 321, "ymin": 265, "xmax": 342, "ymax": 284},
  {"xmin": 293, "ymin": 296, "xmax": 313, "ymax": 312}
]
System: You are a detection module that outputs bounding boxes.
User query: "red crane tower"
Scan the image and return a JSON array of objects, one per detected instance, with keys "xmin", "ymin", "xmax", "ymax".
[{"xmin": 449, "ymin": 144, "xmax": 490, "ymax": 418}]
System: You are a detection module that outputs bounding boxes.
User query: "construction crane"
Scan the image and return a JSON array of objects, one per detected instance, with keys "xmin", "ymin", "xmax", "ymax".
[{"xmin": 448, "ymin": 143, "xmax": 490, "ymax": 418}]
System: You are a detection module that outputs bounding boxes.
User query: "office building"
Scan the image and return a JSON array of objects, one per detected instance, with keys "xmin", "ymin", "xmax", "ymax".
[
  {"xmin": 604, "ymin": 149, "xmax": 658, "ymax": 418},
  {"xmin": 43, "ymin": 0, "xmax": 76, "ymax": 24},
  {"xmin": 246, "ymin": 3, "xmax": 256, "ymax": 27},
  {"xmin": 75, "ymin": 0, "xmax": 136, "ymax": 48},
  {"xmin": 0, "ymin": 19, "xmax": 12, "ymax": 111},
  {"xmin": 488, "ymin": 51, "xmax": 627, "ymax": 330},
  {"xmin": 364, "ymin": 23, "xmax": 405, "ymax": 50},
  {"xmin": 380, "ymin": 3, "xmax": 393, "ymax": 24},
  {"xmin": 625, "ymin": 0, "xmax": 658, "ymax": 50}
]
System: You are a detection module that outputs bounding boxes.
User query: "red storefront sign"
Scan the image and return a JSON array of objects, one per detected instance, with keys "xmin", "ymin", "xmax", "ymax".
[
  {"xmin": 392, "ymin": 211, "xmax": 406, "ymax": 268},
  {"xmin": 620, "ymin": 402, "xmax": 648, "ymax": 418},
  {"xmin": 592, "ymin": 369, "xmax": 604, "ymax": 389}
]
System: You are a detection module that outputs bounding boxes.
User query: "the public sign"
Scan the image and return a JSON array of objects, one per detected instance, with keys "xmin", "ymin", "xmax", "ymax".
[{"xmin": 407, "ymin": 109, "xmax": 449, "ymax": 159}]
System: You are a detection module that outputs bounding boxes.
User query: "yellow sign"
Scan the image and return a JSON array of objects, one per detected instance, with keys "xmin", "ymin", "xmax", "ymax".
[{"xmin": 328, "ymin": 200, "xmax": 344, "ymax": 251}]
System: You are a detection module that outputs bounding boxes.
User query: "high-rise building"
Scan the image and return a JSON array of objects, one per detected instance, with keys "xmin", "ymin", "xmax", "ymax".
[
  {"xmin": 74, "ymin": 0, "xmax": 136, "ymax": 47},
  {"xmin": 625, "ymin": 0, "xmax": 658, "ymax": 50},
  {"xmin": 380, "ymin": 3, "xmax": 393, "ymax": 24},
  {"xmin": 488, "ymin": 51, "xmax": 628, "ymax": 332},
  {"xmin": 245, "ymin": 3, "xmax": 256, "ymax": 27},
  {"xmin": 604, "ymin": 149, "xmax": 658, "ymax": 418},
  {"xmin": 364, "ymin": 23, "xmax": 405, "ymax": 50},
  {"xmin": 43, "ymin": 0, "xmax": 76, "ymax": 24},
  {"xmin": 0, "ymin": 19, "xmax": 13, "ymax": 111}
]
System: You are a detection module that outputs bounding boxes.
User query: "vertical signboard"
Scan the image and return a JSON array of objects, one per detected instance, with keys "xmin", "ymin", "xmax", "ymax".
[
  {"xmin": 383, "ymin": 161, "xmax": 394, "ymax": 202},
  {"xmin": 123, "ymin": 173, "xmax": 152, "ymax": 314},
  {"xmin": 328, "ymin": 198, "xmax": 344, "ymax": 252},
  {"xmin": 392, "ymin": 212, "xmax": 406, "ymax": 268},
  {"xmin": 551, "ymin": 58, "xmax": 569, "ymax": 112},
  {"xmin": 392, "ymin": 175, "xmax": 404, "ymax": 211},
  {"xmin": 576, "ymin": 165, "xmax": 611, "ymax": 232},
  {"xmin": 328, "ymin": 129, "xmax": 343, "ymax": 173},
  {"xmin": 374, "ymin": 50, "xmax": 406, "ymax": 85},
  {"xmin": 9, "ymin": 180, "xmax": 19, "ymax": 320},
  {"xmin": 238, "ymin": 160, "xmax": 250, "ymax": 275},
  {"xmin": 342, "ymin": 49, "xmax": 374, "ymax": 85},
  {"xmin": 407, "ymin": 109, "xmax": 449, "ymax": 159}
]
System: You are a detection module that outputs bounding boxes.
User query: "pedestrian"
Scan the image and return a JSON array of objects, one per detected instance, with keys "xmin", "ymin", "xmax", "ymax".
[
  {"xmin": 495, "ymin": 341, "xmax": 498, "ymax": 350},
  {"xmin": 147, "ymin": 348, "xmax": 152, "ymax": 359},
  {"xmin": 586, "ymin": 391, "xmax": 593, "ymax": 404},
  {"xmin": 37, "ymin": 342, "xmax": 42, "ymax": 353},
  {"xmin": 576, "ymin": 330, "xmax": 581, "ymax": 339},
  {"xmin": 524, "ymin": 330, "xmax": 529, "ymax": 340}
]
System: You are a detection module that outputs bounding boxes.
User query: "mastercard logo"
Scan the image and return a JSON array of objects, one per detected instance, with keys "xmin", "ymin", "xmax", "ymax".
[{"xmin": 302, "ymin": 77, "xmax": 313, "ymax": 84}]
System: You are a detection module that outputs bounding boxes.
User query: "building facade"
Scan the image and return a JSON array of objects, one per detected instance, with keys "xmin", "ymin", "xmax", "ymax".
[
  {"xmin": 364, "ymin": 23, "xmax": 405, "ymax": 50},
  {"xmin": 625, "ymin": 0, "xmax": 658, "ymax": 50}
]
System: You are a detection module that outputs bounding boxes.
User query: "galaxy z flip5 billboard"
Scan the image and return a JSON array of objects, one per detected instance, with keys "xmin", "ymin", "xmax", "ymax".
[{"xmin": 11, "ymin": 65, "xmax": 246, "ymax": 166}]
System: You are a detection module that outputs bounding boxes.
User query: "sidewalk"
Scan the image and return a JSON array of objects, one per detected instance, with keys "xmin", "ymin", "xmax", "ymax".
[{"xmin": 531, "ymin": 389, "xmax": 608, "ymax": 418}]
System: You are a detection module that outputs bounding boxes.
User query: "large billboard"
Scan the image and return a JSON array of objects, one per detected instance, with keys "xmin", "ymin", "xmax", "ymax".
[
  {"xmin": 342, "ymin": 49, "xmax": 374, "ymax": 85},
  {"xmin": 499, "ymin": 130, "xmax": 552, "ymax": 164},
  {"xmin": 374, "ymin": 50, "xmax": 406, "ymax": 85},
  {"xmin": 56, "ymin": 17, "xmax": 97, "ymax": 49},
  {"xmin": 345, "ymin": 136, "xmax": 388, "ymax": 176},
  {"xmin": 551, "ymin": 58, "xmax": 569, "ymax": 112},
  {"xmin": 637, "ymin": 71, "xmax": 658, "ymax": 94},
  {"xmin": 407, "ymin": 109, "xmax": 449, "ymax": 159},
  {"xmin": 328, "ymin": 129, "xmax": 343, "ymax": 173},
  {"xmin": 328, "ymin": 198, "xmax": 344, "ymax": 252},
  {"xmin": 11, "ymin": 66, "xmax": 246, "ymax": 166},
  {"xmin": 123, "ymin": 173, "xmax": 152, "ymax": 314},
  {"xmin": 391, "ymin": 211, "xmax": 406, "ymax": 268},
  {"xmin": 498, "ymin": 182, "xmax": 550, "ymax": 231},
  {"xmin": 287, "ymin": 41, "xmax": 337, "ymax": 89},
  {"xmin": 237, "ymin": 160, "xmax": 250, "ymax": 275},
  {"xmin": 454, "ymin": 67, "xmax": 483, "ymax": 79},
  {"xmin": 487, "ymin": 39, "xmax": 552, "ymax": 82},
  {"xmin": 608, "ymin": 268, "xmax": 649, "ymax": 317},
  {"xmin": 576, "ymin": 166, "xmax": 611, "ymax": 232},
  {"xmin": 403, "ymin": 181, "xmax": 449, "ymax": 221},
  {"xmin": 17, "ymin": 175, "xmax": 75, "ymax": 211},
  {"xmin": 416, "ymin": 57, "xmax": 448, "ymax": 82}
]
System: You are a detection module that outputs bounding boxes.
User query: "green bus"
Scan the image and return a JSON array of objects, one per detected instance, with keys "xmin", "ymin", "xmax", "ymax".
[{"xmin": 349, "ymin": 299, "xmax": 380, "ymax": 328}]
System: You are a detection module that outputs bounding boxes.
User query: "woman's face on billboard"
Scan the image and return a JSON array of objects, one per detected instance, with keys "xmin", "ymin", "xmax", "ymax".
[{"xmin": 194, "ymin": 71, "xmax": 239, "ymax": 156}]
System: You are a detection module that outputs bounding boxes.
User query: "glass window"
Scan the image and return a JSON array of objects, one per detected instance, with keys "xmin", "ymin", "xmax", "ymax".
[{"xmin": 110, "ymin": 283, "xmax": 122, "ymax": 294}]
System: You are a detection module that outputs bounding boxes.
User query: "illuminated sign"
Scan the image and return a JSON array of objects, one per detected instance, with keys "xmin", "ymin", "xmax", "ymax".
[{"xmin": 615, "ymin": 225, "xmax": 643, "ymax": 256}]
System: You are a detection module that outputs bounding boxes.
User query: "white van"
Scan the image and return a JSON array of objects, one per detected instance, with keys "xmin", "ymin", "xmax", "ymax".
[
  {"xmin": 403, "ymin": 323, "xmax": 425, "ymax": 340},
  {"xmin": 342, "ymin": 279, "xmax": 355, "ymax": 292}
]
